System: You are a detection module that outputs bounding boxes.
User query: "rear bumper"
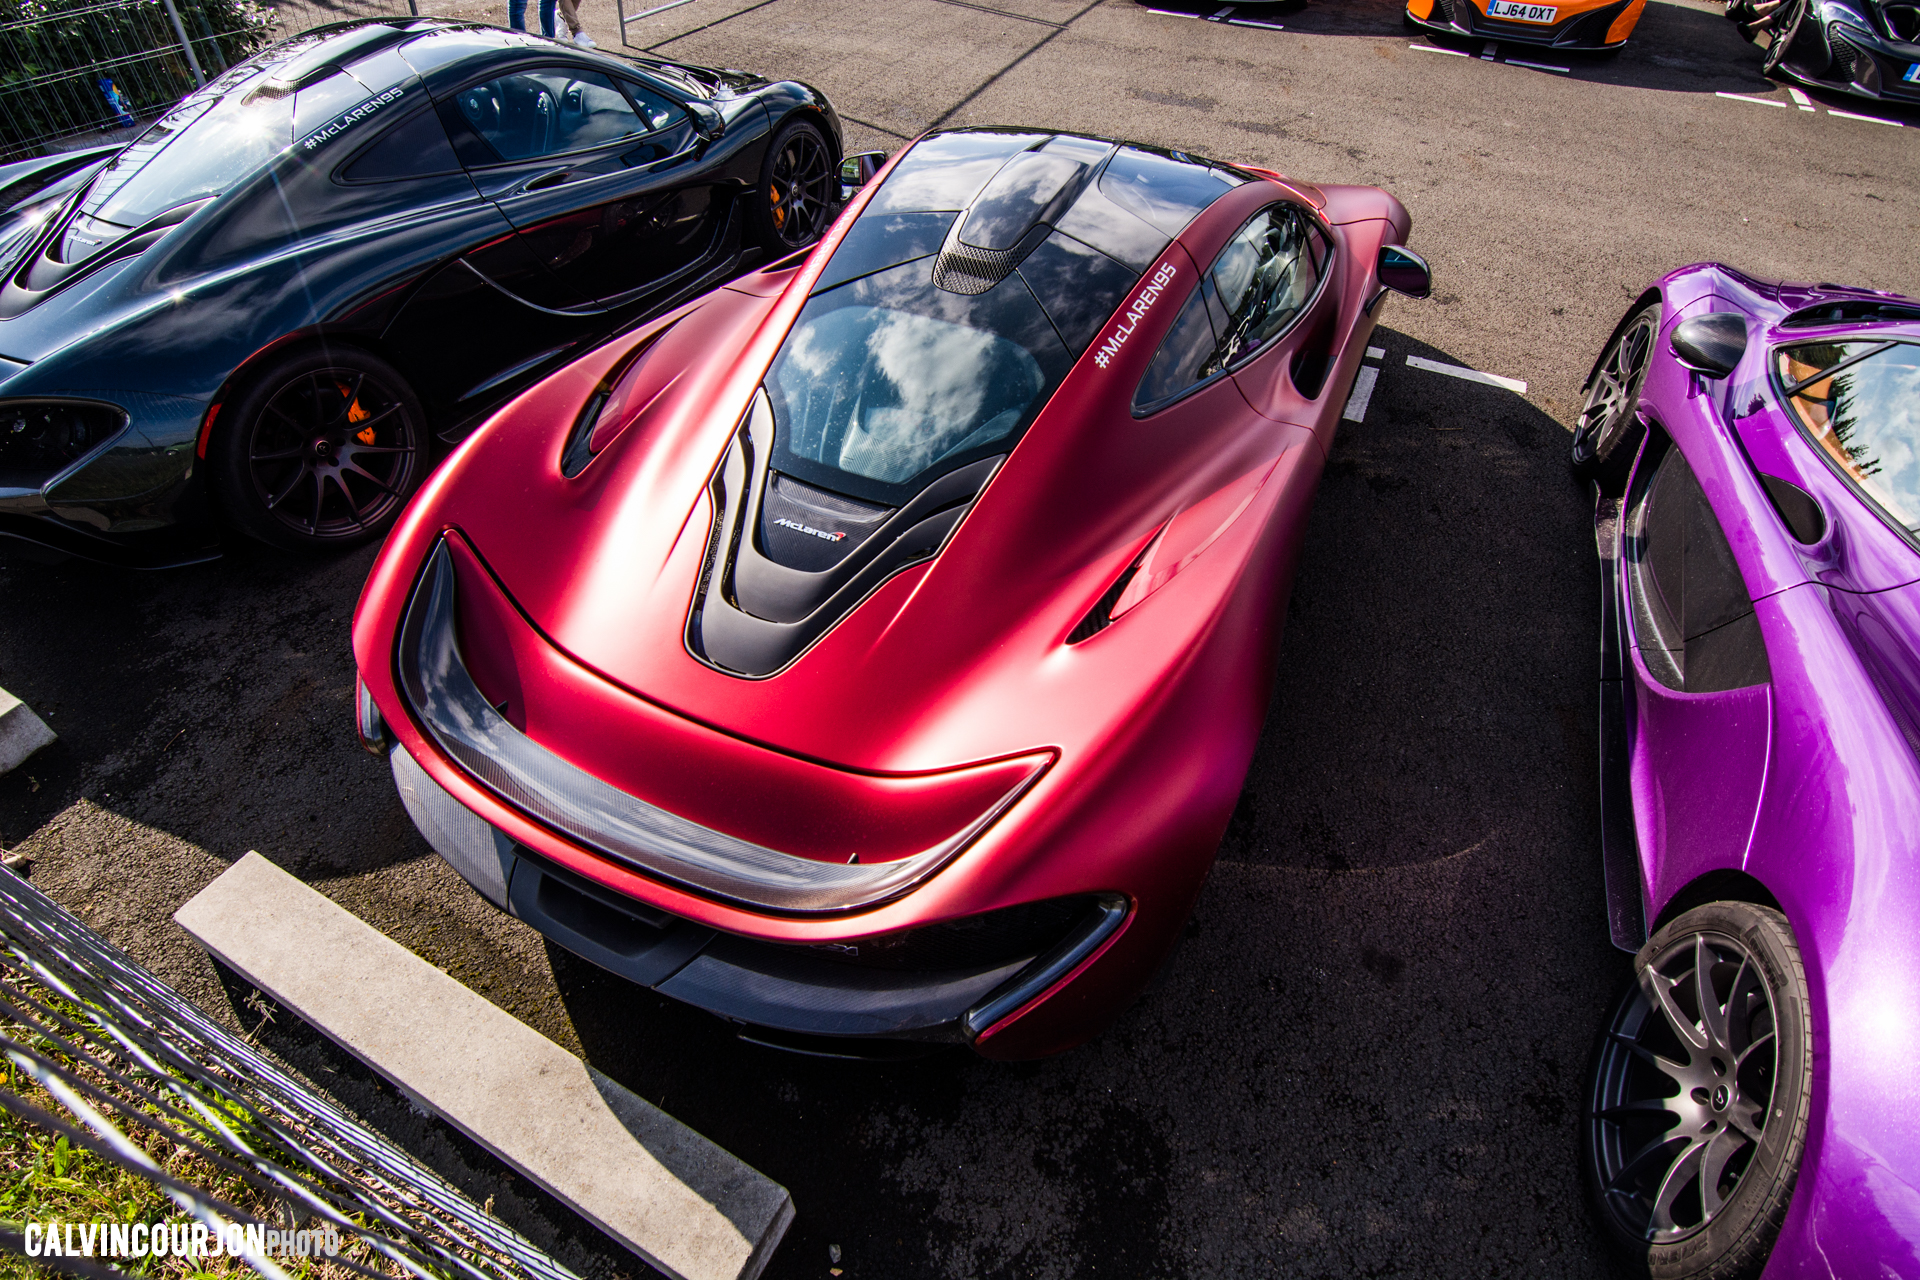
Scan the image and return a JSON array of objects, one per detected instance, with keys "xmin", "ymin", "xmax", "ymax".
[
  {"xmin": 392, "ymin": 739, "xmax": 1128, "ymax": 1051},
  {"xmin": 1408, "ymin": 0, "xmax": 1634, "ymax": 47}
]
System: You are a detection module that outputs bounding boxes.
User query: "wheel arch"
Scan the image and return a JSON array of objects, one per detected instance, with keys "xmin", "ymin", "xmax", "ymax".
[
  {"xmin": 1649, "ymin": 867, "xmax": 1786, "ymax": 937},
  {"xmin": 1582, "ymin": 287, "xmax": 1663, "ymax": 394},
  {"xmin": 196, "ymin": 329, "xmax": 414, "ymax": 461}
]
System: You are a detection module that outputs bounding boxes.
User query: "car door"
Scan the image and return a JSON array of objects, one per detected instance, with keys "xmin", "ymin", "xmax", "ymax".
[
  {"xmin": 1620, "ymin": 431, "xmax": 1773, "ymax": 908},
  {"xmin": 438, "ymin": 64, "xmax": 724, "ymax": 311},
  {"xmin": 331, "ymin": 100, "xmax": 598, "ymax": 416}
]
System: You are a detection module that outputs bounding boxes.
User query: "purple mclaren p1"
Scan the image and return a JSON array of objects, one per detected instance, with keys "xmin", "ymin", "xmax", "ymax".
[{"xmin": 1570, "ymin": 263, "xmax": 1920, "ymax": 1278}]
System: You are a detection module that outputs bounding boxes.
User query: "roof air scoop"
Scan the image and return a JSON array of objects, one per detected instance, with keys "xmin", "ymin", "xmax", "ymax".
[{"xmin": 932, "ymin": 148, "xmax": 1091, "ymax": 296}]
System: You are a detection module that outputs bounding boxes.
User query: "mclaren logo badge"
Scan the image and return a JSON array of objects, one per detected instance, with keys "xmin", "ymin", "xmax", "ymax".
[
  {"xmin": 773, "ymin": 516, "xmax": 847, "ymax": 542},
  {"xmin": 1094, "ymin": 261, "xmax": 1180, "ymax": 369}
]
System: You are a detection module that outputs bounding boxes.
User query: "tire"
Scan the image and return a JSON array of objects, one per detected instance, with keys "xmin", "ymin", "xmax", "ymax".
[
  {"xmin": 210, "ymin": 347, "xmax": 427, "ymax": 553},
  {"xmin": 1583, "ymin": 902, "xmax": 1813, "ymax": 1280},
  {"xmin": 747, "ymin": 116, "xmax": 837, "ymax": 256},
  {"xmin": 1573, "ymin": 302, "xmax": 1658, "ymax": 490},
  {"xmin": 1761, "ymin": 0, "xmax": 1816, "ymax": 74}
]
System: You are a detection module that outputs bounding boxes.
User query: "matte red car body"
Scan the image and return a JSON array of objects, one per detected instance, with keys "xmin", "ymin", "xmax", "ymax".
[{"xmin": 353, "ymin": 137, "xmax": 1414, "ymax": 1057}]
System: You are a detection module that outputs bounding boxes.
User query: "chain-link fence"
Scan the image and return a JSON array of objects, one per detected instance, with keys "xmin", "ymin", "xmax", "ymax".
[
  {"xmin": 0, "ymin": 0, "xmax": 276, "ymax": 162},
  {"xmin": 0, "ymin": 864, "xmax": 584, "ymax": 1280}
]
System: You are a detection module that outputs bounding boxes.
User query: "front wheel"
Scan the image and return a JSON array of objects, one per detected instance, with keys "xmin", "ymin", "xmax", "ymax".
[
  {"xmin": 1583, "ymin": 901, "xmax": 1812, "ymax": 1280},
  {"xmin": 1573, "ymin": 302, "xmax": 1658, "ymax": 488},
  {"xmin": 749, "ymin": 116, "xmax": 837, "ymax": 255},
  {"xmin": 210, "ymin": 347, "xmax": 426, "ymax": 552}
]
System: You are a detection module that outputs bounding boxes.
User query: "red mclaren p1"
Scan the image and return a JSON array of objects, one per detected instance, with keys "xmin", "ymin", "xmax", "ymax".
[{"xmin": 351, "ymin": 128, "xmax": 1429, "ymax": 1058}]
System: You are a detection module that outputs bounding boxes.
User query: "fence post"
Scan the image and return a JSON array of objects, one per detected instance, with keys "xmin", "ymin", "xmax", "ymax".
[{"xmin": 159, "ymin": 0, "xmax": 207, "ymax": 87}]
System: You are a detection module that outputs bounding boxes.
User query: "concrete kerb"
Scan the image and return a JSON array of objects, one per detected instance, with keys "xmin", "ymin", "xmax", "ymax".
[
  {"xmin": 174, "ymin": 852, "xmax": 795, "ymax": 1280},
  {"xmin": 0, "ymin": 687, "xmax": 57, "ymax": 777}
]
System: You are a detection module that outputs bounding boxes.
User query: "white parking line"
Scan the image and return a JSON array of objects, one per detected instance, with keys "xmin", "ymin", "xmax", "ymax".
[
  {"xmin": 1717, "ymin": 91, "xmax": 1788, "ymax": 107},
  {"xmin": 1366, "ymin": 346, "xmax": 1386, "ymax": 360},
  {"xmin": 1410, "ymin": 41, "xmax": 1472, "ymax": 56},
  {"xmin": 1228, "ymin": 15, "xmax": 1285, "ymax": 28},
  {"xmin": 1830, "ymin": 107, "xmax": 1903, "ymax": 126},
  {"xmin": 1507, "ymin": 57, "xmax": 1570, "ymax": 73},
  {"xmin": 1406, "ymin": 355, "xmax": 1528, "ymax": 394},
  {"xmin": 1148, "ymin": 7, "xmax": 1202, "ymax": 16},
  {"xmin": 1343, "ymin": 366, "xmax": 1381, "ymax": 423},
  {"xmin": 1787, "ymin": 86, "xmax": 1816, "ymax": 110},
  {"xmin": 1480, "ymin": 43, "xmax": 1497, "ymax": 60}
]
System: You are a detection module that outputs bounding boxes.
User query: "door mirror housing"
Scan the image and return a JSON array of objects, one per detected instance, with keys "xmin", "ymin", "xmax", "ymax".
[
  {"xmin": 1377, "ymin": 245, "xmax": 1431, "ymax": 299},
  {"xmin": 840, "ymin": 151, "xmax": 887, "ymax": 200},
  {"xmin": 685, "ymin": 101, "xmax": 725, "ymax": 140},
  {"xmin": 1669, "ymin": 313, "xmax": 1748, "ymax": 378}
]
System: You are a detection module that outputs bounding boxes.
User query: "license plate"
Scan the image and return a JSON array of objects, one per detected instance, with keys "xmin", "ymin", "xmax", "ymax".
[
  {"xmin": 1487, "ymin": 0, "xmax": 1558, "ymax": 21},
  {"xmin": 1906, "ymin": 63, "xmax": 1920, "ymax": 82}
]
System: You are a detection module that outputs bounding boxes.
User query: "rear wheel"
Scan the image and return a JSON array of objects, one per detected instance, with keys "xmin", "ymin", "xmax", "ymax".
[
  {"xmin": 1573, "ymin": 303, "xmax": 1658, "ymax": 489},
  {"xmin": 1583, "ymin": 902, "xmax": 1812, "ymax": 1280},
  {"xmin": 211, "ymin": 348, "xmax": 426, "ymax": 552},
  {"xmin": 749, "ymin": 116, "xmax": 837, "ymax": 255}
]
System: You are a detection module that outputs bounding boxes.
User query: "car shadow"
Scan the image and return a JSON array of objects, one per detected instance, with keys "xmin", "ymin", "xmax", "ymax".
[{"xmin": 0, "ymin": 537, "xmax": 430, "ymax": 881}]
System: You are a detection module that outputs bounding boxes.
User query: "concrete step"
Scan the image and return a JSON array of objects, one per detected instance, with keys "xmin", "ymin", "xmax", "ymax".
[
  {"xmin": 175, "ymin": 852, "xmax": 794, "ymax": 1280},
  {"xmin": 0, "ymin": 687, "xmax": 56, "ymax": 776}
]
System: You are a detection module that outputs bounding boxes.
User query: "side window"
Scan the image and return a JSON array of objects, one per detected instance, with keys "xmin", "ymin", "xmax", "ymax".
[
  {"xmin": 454, "ymin": 69, "xmax": 650, "ymax": 162},
  {"xmin": 618, "ymin": 78, "xmax": 686, "ymax": 133},
  {"xmin": 1623, "ymin": 439, "xmax": 1770, "ymax": 693},
  {"xmin": 1133, "ymin": 281, "xmax": 1222, "ymax": 412},
  {"xmin": 1200, "ymin": 204, "xmax": 1325, "ymax": 377},
  {"xmin": 1131, "ymin": 203, "xmax": 1327, "ymax": 414},
  {"xmin": 1776, "ymin": 339, "xmax": 1920, "ymax": 538},
  {"xmin": 340, "ymin": 107, "xmax": 462, "ymax": 182}
]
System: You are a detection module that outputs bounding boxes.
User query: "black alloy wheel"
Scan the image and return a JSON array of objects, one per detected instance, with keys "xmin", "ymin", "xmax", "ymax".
[
  {"xmin": 755, "ymin": 117, "xmax": 836, "ymax": 253},
  {"xmin": 1760, "ymin": 0, "xmax": 1814, "ymax": 72},
  {"xmin": 1573, "ymin": 303, "xmax": 1658, "ymax": 488},
  {"xmin": 1584, "ymin": 902, "xmax": 1812, "ymax": 1280},
  {"xmin": 212, "ymin": 349, "xmax": 425, "ymax": 552}
]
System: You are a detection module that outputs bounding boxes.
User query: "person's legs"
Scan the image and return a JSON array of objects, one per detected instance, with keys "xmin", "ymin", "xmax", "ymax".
[
  {"xmin": 507, "ymin": 0, "xmax": 526, "ymax": 28},
  {"xmin": 538, "ymin": 0, "xmax": 557, "ymax": 37},
  {"xmin": 556, "ymin": 0, "xmax": 583, "ymax": 36}
]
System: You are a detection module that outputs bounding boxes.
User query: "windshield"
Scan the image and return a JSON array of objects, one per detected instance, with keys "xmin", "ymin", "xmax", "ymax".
[
  {"xmin": 1777, "ymin": 340, "xmax": 1920, "ymax": 535},
  {"xmin": 765, "ymin": 257, "xmax": 1071, "ymax": 504}
]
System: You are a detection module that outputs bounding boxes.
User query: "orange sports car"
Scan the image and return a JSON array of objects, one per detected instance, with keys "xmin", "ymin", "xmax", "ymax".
[{"xmin": 1406, "ymin": 0, "xmax": 1647, "ymax": 49}]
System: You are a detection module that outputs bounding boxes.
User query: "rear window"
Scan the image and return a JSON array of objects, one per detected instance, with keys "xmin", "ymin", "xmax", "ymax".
[
  {"xmin": 766, "ymin": 257, "xmax": 1072, "ymax": 504},
  {"xmin": 1776, "ymin": 340, "xmax": 1920, "ymax": 535},
  {"xmin": 1099, "ymin": 146, "xmax": 1244, "ymax": 237},
  {"xmin": 79, "ymin": 89, "xmax": 290, "ymax": 233}
]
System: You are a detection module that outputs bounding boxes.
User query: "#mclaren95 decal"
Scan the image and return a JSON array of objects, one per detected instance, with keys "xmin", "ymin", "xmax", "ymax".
[{"xmin": 1094, "ymin": 261, "xmax": 1180, "ymax": 370}]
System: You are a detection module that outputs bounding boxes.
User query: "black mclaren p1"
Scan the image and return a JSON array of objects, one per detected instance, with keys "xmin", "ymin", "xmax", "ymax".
[
  {"xmin": 1733, "ymin": 0, "xmax": 1920, "ymax": 101},
  {"xmin": 0, "ymin": 18, "xmax": 842, "ymax": 563}
]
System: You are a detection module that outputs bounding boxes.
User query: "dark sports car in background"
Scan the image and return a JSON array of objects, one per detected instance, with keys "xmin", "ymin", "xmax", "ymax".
[
  {"xmin": 352, "ymin": 125, "xmax": 1430, "ymax": 1059},
  {"xmin": 1732, "ymin": 0, "xmax": 1920, "ymax": 101},
  {"xmin": 1571, "ymin": 265, "xmax": 1920, "ymax": 1277},
  {"xmin": 0, "ymin": 17, "xmax": 840, "ymax": 564}
]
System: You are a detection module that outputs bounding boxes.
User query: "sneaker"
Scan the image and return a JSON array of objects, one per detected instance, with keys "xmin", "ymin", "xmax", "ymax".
[{"xmin": 572, "ymin": 30, "xmax": 596, "ymax": 46}]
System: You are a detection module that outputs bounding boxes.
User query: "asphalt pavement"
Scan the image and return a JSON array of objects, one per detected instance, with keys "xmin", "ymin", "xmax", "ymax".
[{"xmin": 5, "ymin": 1, "xmax": 1920, "ymax": 1276}]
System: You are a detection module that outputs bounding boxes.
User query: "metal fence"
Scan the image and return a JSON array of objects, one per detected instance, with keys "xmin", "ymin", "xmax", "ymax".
[
  {"xmin": 0, "ymin": 864, "xmax": 585, "ymax": 1280},
  {"xmin": 0, "ymin": 0, "xmax": 275, "ymax": 161}
]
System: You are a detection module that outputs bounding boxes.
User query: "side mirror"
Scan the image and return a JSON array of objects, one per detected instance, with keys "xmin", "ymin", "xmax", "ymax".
[
  {"xmin": 685, "ymin": 101, "xmax": 725, "ymax": 140},
  {"xmin": 840, "ymin": 151, "xmax": 887, "ymax": 201},
  {"xmin": 1377, "ymin": 245, "xmax": 1431, "ymax": 299},
  {"xmin": 1670, "ymin": 313, "xmax": 1748, "ymax": 378}
]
